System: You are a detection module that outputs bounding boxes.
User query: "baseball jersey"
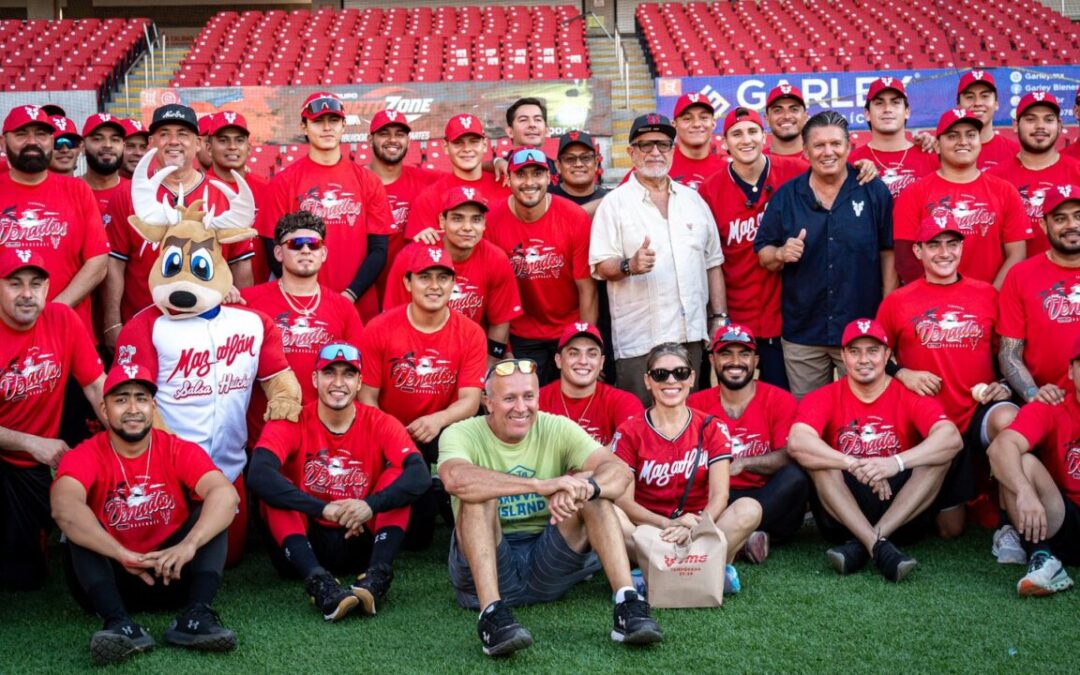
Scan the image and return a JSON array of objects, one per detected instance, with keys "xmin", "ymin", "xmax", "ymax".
[
  {"xmin": 796, "ymin": 377, "xmax": 950, "ymax": 458},
  {"xmin": 487, "ymin": 195, "xmax": 592, "ymax": 341},
  {"xmin": 848, "ymin": 144, "xmax": 939, "ymax": 199},
  {"xmin": 538, "ymin": 380, "xmax": 644, "ymax": 446},
  {"xmin": 0, "ymin": 303, "xmax": 103, "ymax": 468},
  {"xmin": 360, "ymin": 304, "xmax": 486, "ymax": 427},
  {"xmin": 877, "ymin": 277, "xmax": 999, "ymax": 432},
  {"xmin": 382, "ymin": 240, "xmax": 523, "ymax": 328},
  {"xmin": 375, "ymin": 165, "xmax": 443, "ymax": 303},
  {"xmin": 613, "ymin": 410, "xmax": 733, "ymax": 517},
  {"xmin": 404, "ymin": 172, "xmax": 509, "ymax": 239},
  {"xmin": 892, "ymin": 172, "xmax": 1032, "ymax": 284},
  {"xmin": 55, "ymin": 429, "xmax": 219, "ymax": 554},
  {"xmin": 987, "ymin": 155, "xmax": 1080, "ymax": 257},
  {"xmin": 765, "ymin": 147, "xmax": 810, "ymax": 169},
  {"xmin": 114, "ymin": 305, "xmax": 290, "ymax": 482},
  {"xmin": 0, "ymin": 172, "xmax": 110, "ymax": 333},
  {"xmin": 977, "ymin": 133, "xmax": 1020, "ymax": 171},
  {"xmin": 687, "ymin": 382, "xmax": 798, "ymax": 490},
  {"xmin": 88, "ymin": 178, "xmax": 130, "ymax": 225},
  {"xmin": 1008, "ymin": 395, "xmax": 1080, "ymax": 508},
  {"xmin": 998, "ymin": 253, "xmax": 1080, "ymax": 387}
]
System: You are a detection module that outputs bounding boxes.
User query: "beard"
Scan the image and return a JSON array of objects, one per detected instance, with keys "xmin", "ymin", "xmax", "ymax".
[
  {"xmin": 717, "ymin": 366, "xmax": 752, "ymax": 390},
  {"xmin": 85, "ymin": 152, "xmax": 122, "ymax": 175},
  {"xmin": 10, "ymin": 146, "xmax": 50, "ymax": 173},
  {"xmin": 1048, "ymin": 228, "xmax": 1080, "ymax": 255},
  {"xmin": 1018, "ymin": 134, "xmax": 1057, "ymax": 155},
  {"xmin": 111, "ymin": 420, "xmax": 152, "ymax": 443},
  {"xmin": 372, "ymin": 143, "xmax": 405, "ymax": 165}
]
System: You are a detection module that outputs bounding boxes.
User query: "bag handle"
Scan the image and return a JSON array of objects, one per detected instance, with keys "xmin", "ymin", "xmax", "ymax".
[{"xmin": 670, "ymin": 414, "xmax": 714, "ymax": 520}]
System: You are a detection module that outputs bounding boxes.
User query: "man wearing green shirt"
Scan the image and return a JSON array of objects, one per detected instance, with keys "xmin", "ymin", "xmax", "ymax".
[{"xmin": 438, "ymin": 358, "xmax": 662, "ymax": 657}]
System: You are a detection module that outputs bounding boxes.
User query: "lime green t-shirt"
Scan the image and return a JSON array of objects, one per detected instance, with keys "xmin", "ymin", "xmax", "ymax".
[{"xmin": 437, "ymin": 412, "xmax": 599, "ymax": 535}]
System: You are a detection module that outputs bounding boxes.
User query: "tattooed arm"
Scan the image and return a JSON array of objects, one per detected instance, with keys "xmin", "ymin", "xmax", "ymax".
[{"xmin": 1000, "ymin": 337, "xmax": 1066, "ymax": 404}]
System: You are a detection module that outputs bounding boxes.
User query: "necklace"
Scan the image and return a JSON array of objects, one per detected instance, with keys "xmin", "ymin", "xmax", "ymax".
[
  {"xmin": 110, "ymin": 435, "xmax": 153, "ymax": 493},
  {"xmin": 278, "ymin": 280, "xmax": 321, "ymax": 318},
  {"xmin": 560, "ymin": 388, "xmax": 597, "ymax": 426},
  {"xmin": 866, "ymin": 143, "xmax": 910, "ymax": 173}
]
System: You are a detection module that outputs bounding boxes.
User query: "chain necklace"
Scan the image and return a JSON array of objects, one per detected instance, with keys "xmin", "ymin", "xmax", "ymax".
[
  {"xmin": 866, "ymin": 143, "xmax": 910, "ymax": 173},
  {"xmin": 110, "ymin": 434, "xmax": 153, "ymax": 494},
  {"xmin": 278, "ymin": 280, "xmax": 321, "ymax": 319},
  {"xmin": 560, "ymin": 388, "xmax": 597, "ymax": 426}
]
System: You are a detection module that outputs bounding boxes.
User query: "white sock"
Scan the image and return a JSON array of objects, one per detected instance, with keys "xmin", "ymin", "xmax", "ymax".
[{"xmin": 614, "ymin": 586, "xmax": 636, "ymax": 603}]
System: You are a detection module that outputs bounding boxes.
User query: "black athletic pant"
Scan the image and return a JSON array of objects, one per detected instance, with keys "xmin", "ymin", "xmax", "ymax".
[
  {"xmin": 267, "ymin": 520, "xmax": 376, "ymax": 579},
  {"xmin": 0, "ymin": 462, "xmax": 52, "ymax": 591},
  {"xmin": 401, "ymin": 437, "xmax": 445, "ymax": 552},
  {"xmin": 730, "ymin": 463, "xmax": 809, "ymax": 543},
  {"xmin": 508, "ymin": 335, "xmax": 560, "ymax": 386}
]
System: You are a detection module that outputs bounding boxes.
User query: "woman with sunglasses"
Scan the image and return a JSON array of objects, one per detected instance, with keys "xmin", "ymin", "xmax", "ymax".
[{"xmin": 612, "ymin": 343, "xmax": 762, "ymax": 592}]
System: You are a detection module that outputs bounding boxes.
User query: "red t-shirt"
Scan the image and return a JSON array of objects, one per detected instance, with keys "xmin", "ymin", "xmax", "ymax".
[
  {"xmin": 987, "ymin": 155, "xmax": 1080, "ymax": 257},
  {"xmin": 1009, "ymin": 396, "xmax": 1080, "ymax": 508},
  {"xmin": 877, "ymin": 277, "xmax": 998, "ymax": 432},
  {"xmin": 107, "ymin": 172, "xmax": 258, "ymax": 322},
  {"xmin": 1062, "ymin": 142, "xmax": 1080, "ymax": 161},
  {"xmin": 765, "ymin": 147, "xmax": 810, "ymax": 170},
  {"xmin": 538, "ymin": 381, "xmax": 643, "ymax": 446},
  {"xmin": 89, "ymin": 178, "xmax": 131, "ymax": 224},
  {"xmin": 0, "ymin": 303, "xmax": 104, "ymax": 468},
  {"xmin": 256, "ymin": 401, "xmax": 420, "ymax": 522},
  {"xmin": 687, "ymin": 382, "xmax": 797, "ymax": 490},
  {"xmin": 240, "ymin": 281, "xmax": 365, "ymax": 441},
  {"xmin": 892, "ymin": 172, "xmax": 1033, "ymax": 284},
  {"xmin": 257, "ymin": 156, "xmax": 393, "ymax": 321},
  {"xmin": 0, "ymin": 172, "xmax": 110, "ymax": 333},
  {"xmin": 360, "ymin": 304, "xmax": 486, "ymax": 426},
  {"xmin": 382, "ymin": 240, "xmax": 523, "ymax": 328},
  {"xmin": 619, "ymin": 149, "xmax": 730, "ymax": 190},
  {"xmin": 404, "ymin": 172, "xmax": 509, "ymax": 240},
  {"xmin": 998, "ymin": 254, "xmax": 1080, "ymax": 387},
  {"xmin": 796, "ymin": 377, "xmax": 949, "ymax": 458},
  {"xmin": 848, "ymin": 144, "xmax": 939, "ymax": 199},
  {"xmin": 977, "ymin": 133, "xmax": 1020, "ymax": 171},
  {"xmin": 486, "ymin": 196, "xmax": 592, "ymax": 340},
  {"xmin": 613, "ymin": 409, "xmax": 733, "ymax": 516},
  {"xmin": 699, "ymin": 156, "xmax": 805, "ymax": 338},
  {"xmin": 210, "ymin": 169, "xmax": 268, "ymax": 284},
  {"xmin": 55, "ymin": 428, "xmax": 218, "ymax": 553},
  {"xmin": 374, "ymin": 165, "xmax": 443, "ymax": 304}
]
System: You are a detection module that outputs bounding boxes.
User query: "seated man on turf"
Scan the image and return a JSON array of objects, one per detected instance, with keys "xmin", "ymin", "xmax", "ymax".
[
  {"xmin": 987, "ymin": 338, "xmax": 1080, "ymax": 597},
  {"xmin": 248, "ymin": 343, "xmax": 429, "ymax": 621},
  {"xmin": 788, "ymin": 319, "xmax": 964, "ymax": 582},
  {"xmin": 687, "ymin": 324, "xmax": 809, "ymax": 561},
  {"xmin": 51, "ymin": 365, "xmax": 239, "ymax": 665},
  {"xmin": 438, "ymin": 358, "xmax": 662, "ymax": 657}
]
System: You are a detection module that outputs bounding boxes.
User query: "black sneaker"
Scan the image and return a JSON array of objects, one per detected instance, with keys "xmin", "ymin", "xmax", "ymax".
[
  {"xmin": 611, "ymin": 590, "xmax": 663, "ymax": 645},
  {"xmin": 351, "ymin": 563, "xmax": 394, "ymax": 615},
  {"xmin": 306, "ymin": 570, "xmax": 360, "ymax": 621},
  {"xmin": 163, "ymin": 603, "xmax": 237, "ymax": 652},
  {"xmin": 89, "ymin": 618, "xmax": 154, "ymax": 665},
  {"xmin": 873, "ymin": 538, "xmax": 917, "ymax": 582},
  {"xmin": 477, "ymin": 600, "xmax": 533, "ymax": 657},
  {"xmin": 826, "ymin": 539, "xmax": 871, "ymax": 575}
]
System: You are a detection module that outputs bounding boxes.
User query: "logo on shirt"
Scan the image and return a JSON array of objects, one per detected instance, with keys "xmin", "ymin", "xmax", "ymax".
[
  {"xmin": 389, "ymin": 349, "xmax": 457, "ymax": 394},
  {"xmin": 297, "ymin": 185, "xmax": 362, "ymax": 226},
  {"xmin": 639, "ymin": 448, "xmax": 710, "ymax": 487},
  {"xmin": 0, "ymin": 203, "xmax": 69, "ymax": 249},
  {"xmin": 275, "ymin": 312, "xmax": 334, "ymax": 354},
  {"xmin": 1040, "ymin": 281, "xmax": 1080, "ymax": 323},
  {"xmin": 104, "ymin": 477, "xmax": 177, "ymax": 531},
  {"xmin": 387, "ymin": 194, "xmax": 410, "ymax": 231},
  {"xmin": 911, "ymin": 306, "xmax": 985, "ymax": 349},
  {"xmin": 852, "ymin": 201, "xmax": 865, "ymax": 217},
  {"xmin": 499, "ymin": 465, "xmax": 546, "ymax": 520},
  {"xmin": 1017, "ymin": 184, "xmax": 1049, "ymax": 219},
  {"xmin": 731, "ymin": 431, "xmax": 771, "ymax": 458},
  {"xmin": 508, "ymin": 239, "xmax": 565, "ymax": 280},
  {"xmin": 167, "ymin": 333, "xmax": 257, "ymax": 383},
  {"xmin": 928, "ymin": 196, "xmax": 995, "ymax": 237},
  {"xmin": 1066, "ymin": 441, "xmax": 1080, "ymax": 479},
  {"xmin": 1, "ymin": 347, "xmax": 63, "ymax": 402},
  {"xmin": 726, "ymin": 213, "xmax": 763, "ymax": 246},
  {"xmin": 305, "ymin": 448, "xmax": 368, "ymax": 499},
  {"xmin": 837, "ymin": 417, "xmax": 901, "ymax": 457},
  {"xmin": 880, "ymin": 167, "xmax": 918, "ymax": 197},
  {"xmin": 448, "ymin": 277, "xmax": 483, "ymax": 319}
]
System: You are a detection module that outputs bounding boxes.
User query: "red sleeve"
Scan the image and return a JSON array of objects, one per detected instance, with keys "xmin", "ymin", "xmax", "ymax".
[
  {"xmin": 75, "ymin": 182, "xmax": 110, "ymax": 259},
  {"xmin": 483, "ymin": 253, "xmax": 524, "ymax": 325},
  {"xmin": 362, "ymin": 169, "xmax": 394, "ymax": 236},
  {"xmin": 224, "ymin": 239, "xmax": 256, "ymax": 263},
  {"xmin": 1007, "ymin": 402, "xmax": 1056, "ymax": 451},
  {"xmin": 1000, "ymin": 183, "xmax": 1034, "ymax": 243},
  {"xmin": 795, "ymin": 386, "xmax": 832, "ymax": 436},
  {"xmin": 374, "ymin": 412, "xmax": 421, "ymax": 468},
  {"xmin": 404, "ymin": 187, "xmax": 438, "ymax": 239},
  {"xmin": 904, "ymin": 388, "xmax": 951, "ymax": 438},
  {"xmin": 65, "ymin": 307, "xmax": 104, "ymax": 386},
  {"xmin": 256, "ymin": 175, "xmax": 289, "ymax": 239},
  {"xmin": 359, "ymin": 321, "xmax": 385, "ymax": 389},
  {"xmin": 256, "ymin": 311, "xmax": 291, "ymax": 380},
  {"xmin": 172, "ymin": 435, "xmax": 221, "ymax": 490},
  {"xmin": 891, "ymin": 182, "xmax": 923, "ymax": 242},
  {"xmin": 340, "ymin": 298, "xmax": 365, "ymax": 344},
  {"xmin": 254, "ymin": 419, "xmax": 300, "ymax": 464},
  {"xmin": 570, "ymin": 206, "xmax": 591, "ymax": 280},
  {"xmin": 115, "ymin": 312, "xmax": 159, "ymax": 380},
  {"xmin": 875, "ymin": 293, "xmax": 902, "ymax": 352},
  {"xmin": 996, "ymin": 266, "xmax": 1025, "ymax": 339},
  {"xmin": 769, "ymin": 388, "xmax": 798, "ymax": 450},
  {"xmin": 612, "ymin": 421, "xmax": 639, "ymax": 466},
  {"xmin": 54, "ymin": 442, "xmax": 98, "ymax": 492},
  {"xmin": 458, "ymin": 320, "xmax": 488, "ymax": 390}
]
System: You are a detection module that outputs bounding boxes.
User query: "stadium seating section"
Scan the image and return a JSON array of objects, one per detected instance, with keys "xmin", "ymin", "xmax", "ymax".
[
  {"xmin": 172, "ymin": 5, "xmax": 590, "ymax": 87},
  {"xmin": 637, "ymin": 0, "xmax": 1080, "ymax": 77}
]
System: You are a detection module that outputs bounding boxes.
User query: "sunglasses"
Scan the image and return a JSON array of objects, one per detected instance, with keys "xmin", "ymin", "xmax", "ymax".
[
  {"xmin": 647, "ymin": 366, "xmax": 693, "ymax": 382},
  {"xmin": 485, "ymin": 358, "xmax": 537, "ymax": 380},
  {"xmin": 631, "ymin": 140, "xmax": 674, "ymax": 154},
  {"xmin": 559, "ymin": 152, "xmax": 596, "ymax": 166},
  {"xmin": 510, "ymin": 147, "xmax": 547, "ymax": 166},
  {"xmin": 54, "ymin": 137, "xmax": 78, "ymax": 150},
  {"xmin": 304, "ymin": 97, "xmax": 345, "ymax": 117},
  {"xmin": 282, "ymin": 236, "xmax": 325, "ymax": 251},
  {"xmin": 318, "ymin": 342, "xmax": 360, "ymax": 363}
]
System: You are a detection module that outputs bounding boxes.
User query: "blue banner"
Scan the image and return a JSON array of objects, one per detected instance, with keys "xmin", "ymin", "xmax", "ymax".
[{"xmin": 656, "ymin": 66, "xmax": 1080, "ymax": 130}]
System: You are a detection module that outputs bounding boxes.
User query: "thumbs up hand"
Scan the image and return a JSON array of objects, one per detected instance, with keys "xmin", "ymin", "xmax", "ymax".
[
  {"xmin": 630, "ymin": 235, "xmax": 656, "ymax": 275},
  {"xmin": 779, "ymin": 228, "xmax": 807, "ymax": 264}
]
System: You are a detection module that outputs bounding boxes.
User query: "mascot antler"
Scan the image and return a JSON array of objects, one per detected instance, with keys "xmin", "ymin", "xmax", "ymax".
[
  {"xmin": 205, "ymin": 172, "xmax": 256, "ymax": 232},
  {"xmin": 131, "ymin": 148, "xmax": 181, "ymax": 227}
]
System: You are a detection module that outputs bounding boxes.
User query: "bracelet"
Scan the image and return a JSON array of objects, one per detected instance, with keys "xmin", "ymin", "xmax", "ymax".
[
  {"xmin": 587, "ymin": 476, "xmax": 601, "ymax": 501},
  {"xmin": 894, "ymin": 454, "xmax": 906, "ymax": 473},
  {"xmin": 103, "ymin": 323, "xmax": 122, "ymax": 334},
  {"xmin": 619, "ymin": 257, "xmax": 632, "ymax": 276},
  {"xmin": 487, "ymin": 338, "xmax": 507, "ymax": 359}
]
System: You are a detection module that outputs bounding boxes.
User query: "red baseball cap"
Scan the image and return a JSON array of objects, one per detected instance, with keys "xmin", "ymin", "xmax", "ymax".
[
  {"xmin": 673, "ymin": 92, "xmax": 715, "ymax": 118},
  {"xmin": 0, "ymin": 248, "xmax": 49, "ymax": 278},
  {"xmin": 82, "ymin": 113, "xmax": 125, "ymax": 138},
  {"xmin": 405, "ymin": 244, "xmax": 455, "ymax": 276},
  {"xmin": 557, "ymin": 321, "xmax": 603, "ymax": 350},
  {"xmin": 2, "ymin": 104, "xmax": 55, "ymax": 134},
  {"xmin": 315, "ymin": 342, "xmax": 361, "ymax": 373},
  {"xmin": 301, "ymin": 92, "xmax": 345, "ymax": 121},
  {"xmin": 120, "ymin": 118, "xmax": 148, "ymax": 138},
  {"xmin": 197, "ymin": 113, "xmax": 214, "ymax": 136},
  {"xmin": 1015, "ymin": 91, "xmax": 1060, "ymax": 118},
  {"xmin": 207, "ymin": 110, "xmax": 249, "ymax": 136},
  {"xmin": 1040, "ymin": 184, "xmax": 1080, "ymax": 216},
  {"xmin": 103, "ymin": 363, "xmax": 157, "ymax": 397},
  {"xmin": 865, "ymin": 77, "xmax": 907, "ymax": 105},
  {"xmin": 709, "ymin": 323, "xmax": 757, "ymax": 352},
  {"xmin": 370, "ymin": 109, "xmax": 411, "ymax": 135},
  {"xmin": 916, "ymin": 213, "xmax": 965, "ymax": 242},
  {"xmin": 51, "ymin": 116, "xmax": 81, "ymax": 141},
  {"xmin": 441, "ymin": 185, "xmax": 489, "ymax": 213},
  {"xmin": 957, "ymin": 69, "xmax": 996, "ymax": 95},
  {"xmin": 935, "ymin": 108, "xmax": 983, "ymax": 137},
  {"xmin": 444, "ymin": 114, "xmax": 485, "ymax": 141},
  {"xmin": 507, "ymin": 146, "xmax": 548, "ymax": 173},
  {"xmin": 722, "ymin": 107, "xmax": 764, "ymax": 136},
  {"xmin": 766, "ymin": 84, "xmax": 805, "ymax": 108},
  {"xmin": 841, "ymin": 318, "xmax": 889, "ymax": 348}
]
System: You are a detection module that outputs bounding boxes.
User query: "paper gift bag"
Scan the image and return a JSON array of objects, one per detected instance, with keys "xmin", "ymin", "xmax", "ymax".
[{"xmin": 631, "ymin": 513, "xmax": 728, "ymax": 608}]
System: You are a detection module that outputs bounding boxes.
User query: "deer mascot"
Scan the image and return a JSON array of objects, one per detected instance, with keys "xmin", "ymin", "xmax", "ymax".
[{"xmin": 115, "ymin": 149, "xmax": 301, "ymax": 565}]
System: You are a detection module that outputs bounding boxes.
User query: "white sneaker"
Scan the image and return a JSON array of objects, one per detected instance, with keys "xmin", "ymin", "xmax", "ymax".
[
  {"xmin": 1017, "ymin": 551, "xmax": 1074, "ymax": 597},
  {"xmin": 992, "ymin": 525, "xmax": 1028, "ymax": 565}
]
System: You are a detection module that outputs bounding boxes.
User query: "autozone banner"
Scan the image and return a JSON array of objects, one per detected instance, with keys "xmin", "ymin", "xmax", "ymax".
[
  {"xmin": 656, "ymin": 66, "xmax": 1080, "ymax": 130},
  {"xmin": 140, "ymin": 80, "xmax": 611, "ymax": 145}
]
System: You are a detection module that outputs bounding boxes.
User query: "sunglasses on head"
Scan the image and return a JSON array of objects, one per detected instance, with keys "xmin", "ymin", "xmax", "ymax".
[
  {"xmin": 54, "ymin": 137, "xmax": 77, "ymax": 150},
  {"xmin": 485, "ymin": 358, "xmax": 538, "ymax": 380},
  {"xmin": 510, "ymin": 147, "xmax": 547, "ymax": 166},
  {"xmin": 304, "ymin": 97, "xmax": 344, "ymax": 117},
  {"xmin": 282, "ymin": 236, "xmax": 324, "ymax": 251},
  {"xmin": 715, "ymin": 329, "xmax": 753, "ymax": 345},
  {"xmin": 318, "ymin": 342, "xmax": 360, "ymax": 362},
  {"xmin": 647, "ymin": 366, "xmax": 693, "ymax": 383}
]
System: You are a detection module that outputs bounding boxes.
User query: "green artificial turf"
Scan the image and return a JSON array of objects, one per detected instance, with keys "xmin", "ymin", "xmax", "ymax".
[{"xmin": 1, "ymin": 524, "xmax": 1076, "ymax": 673}]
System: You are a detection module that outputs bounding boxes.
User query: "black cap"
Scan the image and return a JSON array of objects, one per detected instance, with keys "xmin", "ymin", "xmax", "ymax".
[
  {"xmin": 150, "ymin": 104, "xmax": 199, "ymax": 134},
  {"xmin": 41, "ymin": 104, "xmax": 66, "ymax": 117},
  {"xmin": 557, "ymin": 130, "xmax": 596, "ymax": 155},
  {"xmin": 629, "ymin": 113, "xmax": 676, "ymax": 143}
]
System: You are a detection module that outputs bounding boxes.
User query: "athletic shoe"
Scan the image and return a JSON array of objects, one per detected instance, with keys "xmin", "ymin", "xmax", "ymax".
[
  {"xmin": 743, "ymin": 530, "xmax": 770, "ymax": 564},
  {"xmin": 992, "ymin": 525, "xmax": 1028, "ymax": 565},
  {"xmin": 477, "ymin": 600, "xmax": 533, "ymax": 657},
  {"xmin": 89, "ymin": 618, "xmax": 154, "ymax": 665},
  {"xmin": 163, "ymin": 603, "xmax": 237, "ymax": 651},
  {"xmin": 1017, "ymin": 551, "xmax": 1074, "ymax": 597},
  {"xmin": 826, "ymin": 539, "xmax": 870, "ymax": 575},
  {"xmin": 351, "ymin": 563, "xmax": 394, "ymax": 615},
  {"xmin": 306, "ymin": 570, "xmax": 360, "ymax": 622},
  {"xmin": 724, "ymin": 564, "xmax": 741, "ymax": 595},
  {"xmin": 873, "ymin": 538, "xmax": 917, "ymax": 582},
  {"xmin": 611, "ymin": 590, "xmax": 663, "ymax": 645}
]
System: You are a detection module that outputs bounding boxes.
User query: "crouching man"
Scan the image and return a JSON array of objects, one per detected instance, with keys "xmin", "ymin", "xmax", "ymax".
[{"xmin": 51, "ymin": 365, "xmax": 239, "ymax": 665}]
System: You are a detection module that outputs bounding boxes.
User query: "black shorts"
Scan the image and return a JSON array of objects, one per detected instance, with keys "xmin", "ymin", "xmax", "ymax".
[
  {"xmin": 934, "ymin": 443, "xmax": 976, "ymax": 512},
  {"xmin": 1048, "ymin": 493, "xmax": 1080, "ymax": 566},
  {"xmin": 962, "ymin": 400, "xmax": 1018, "ymax": 455}
]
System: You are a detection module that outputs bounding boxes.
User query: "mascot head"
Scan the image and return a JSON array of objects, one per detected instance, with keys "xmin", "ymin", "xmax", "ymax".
[{"xmin": 128, "ymin": 148, "xmax": 257, "ymax": 320}]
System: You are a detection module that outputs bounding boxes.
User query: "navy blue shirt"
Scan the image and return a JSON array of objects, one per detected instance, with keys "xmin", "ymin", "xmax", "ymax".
[{"xmin": 755, "ymin": 167, "xmax": 893, "ymax": 346}]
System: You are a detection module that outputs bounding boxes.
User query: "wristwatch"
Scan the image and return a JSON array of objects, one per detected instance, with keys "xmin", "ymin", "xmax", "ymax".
[
  {"xmin": 620, "ymin": 258, "xmax": 632, "ymax": 276},
  {"xmin": 587, "ymin": 477, "xmax": 602, "ymax": 501}
]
